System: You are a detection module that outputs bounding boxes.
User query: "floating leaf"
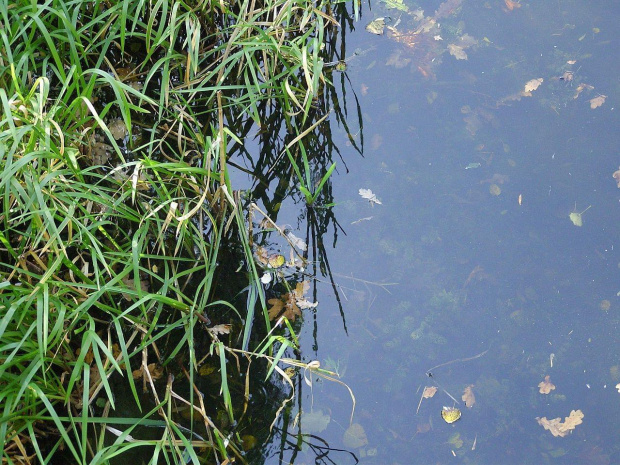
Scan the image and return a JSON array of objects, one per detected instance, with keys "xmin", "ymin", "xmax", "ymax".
[
  {"xmin": 536, "ymin": 409, "xmax": 584, "ymax": 437},
  {"xmin": 359, "ymin": 188, "xmax": 382, "ymax": 205},
  {"xmin": 590, "ymin": 95, "xmax": 606, "ymax": 109},
  {"xmin": 524, "ymin": 78, "xmax": 543, "ymax": 92},
  {"xmin": 423, "ymin": 386, "xmax": 438, "ymax": 398},
  {"xmin": 462, "ymin": 385, "xmax": 476, "ymax": 408},
  {"xmin": 366, "ymin": 18, "xmax": 386, "ymax": 35},
  {"xmin": 538, "ymin": 375, "xmax": 555, "ymax": 394},
  {"xmin": 441, "ymin": 406, "xmax": 461, "ymax": 424},
  {"xmin": 448, "ymin": 44, "xmax": 467, "ymax": 60},
  {"xmin": 132, "ymin": 363, "xmax": 164, "ymax": 380},
  {"xmin": 343, "ymin": 423, "xmax": 368, "ymax": 449}
]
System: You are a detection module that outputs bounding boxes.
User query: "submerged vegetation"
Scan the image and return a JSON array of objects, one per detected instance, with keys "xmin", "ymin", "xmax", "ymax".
[{"xmin": 0, "ymin": 0, "xmax": 359, "ymax": 462}]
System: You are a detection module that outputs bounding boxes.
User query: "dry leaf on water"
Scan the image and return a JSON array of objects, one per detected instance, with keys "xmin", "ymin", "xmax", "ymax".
[
  {"xmin": 209, "ymin": 324, "xmax": 232, "ymax": 336},
  {"xmin": 524, "ymin": 78, "xmax": 543, "ymax": 93},
  {"xmin": 590, "ymin": 95, "xmax": 607, "ymax": 109},
  {"xmin": 448, "ymin": 44, "xmax": 467, "ymax": 60},
  {"xmin": 536, "ymin": 409, "xmax": 584, "ymax": 437},
  {"xmin": 423, "ymin": 386, "xmax": 438, "ymax": 398},
  {"xmin": 462, "ymin": 385, "xmax": 476, "ymax": 408},
  {"xmin": 538, "ymin": 375, "xmax": 555, "ymax": 394}
]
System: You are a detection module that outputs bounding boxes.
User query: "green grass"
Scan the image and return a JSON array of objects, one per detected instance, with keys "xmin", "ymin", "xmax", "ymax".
[{"xmin": 0, "ymin": 0, "xmax": 353, "ymax": 461}]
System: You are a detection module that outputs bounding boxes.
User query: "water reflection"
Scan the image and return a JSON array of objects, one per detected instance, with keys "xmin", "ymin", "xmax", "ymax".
[{"xmin": 254, "ymin": 0, "xmax": 620, "ymax": 463}]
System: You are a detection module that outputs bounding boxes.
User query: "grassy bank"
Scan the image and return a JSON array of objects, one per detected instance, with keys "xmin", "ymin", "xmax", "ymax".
[{"xmin": 0, "ymin": 0, "xmax": 354, "ymax": 462}]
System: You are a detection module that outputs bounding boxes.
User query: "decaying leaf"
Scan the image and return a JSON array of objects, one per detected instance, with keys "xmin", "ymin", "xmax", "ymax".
[
  {"xmin": 462, "ymin": 385, "xmax": 476, "ymax": 408},
  {"xmin": 108, "ymin": 119, "xmax": 128, "ymax": 140},
  {"xmin": 524, "ymin": 78, "xmax": 543, "ymax": 93},
  {"xmin": 267, "ymin": 280, "xmax": 316, "ymax": 321},
  {"xmin": 536, "ymin": 409, "xmax": 584, "ymax": 437},
  {"xmin": 448, "ymin": 44, "xmax": 467, "ymax": 60},
  {"xmin": 504, "ymin": 0, "xmax": 521, "ymax": 10},
  {"xmin": 122, "ymin": 276, "xmax": 150, "ymax": 301},
  {"xmin": 132, "ymin": 363, "xmax": 164, "ymax": 381},
  {"xmin": 386, "ymin": 49, "xmax": 412, "ymax": 69},
  {"xmin": 573, "ymin": 83, "xmax": 594, "ymax": 99},
  {"xmin": 359, "ymin": 188, "xmax": 382, "ymax": 205},
  {"xmin": 423, "ymin": 386, "xmax": 438, "ymax": 398},
  {"xmin": 538, "ymin": 375, "xmax": 555, "ymax": 394},
  {"xmin": 366, "ymin": 18, "xmax": 386, "ymax": 35},
  {"xmin": 209, "ymin": 324, "xmax": 232, "ymax": 336},
  {"xmin": 590, "ymin": 95, "xmax": 607, "ymax": 109},
  {"xmin": 343, "ymin": 423, "xmax": 368, "ymax": 449},
  {"xmin": 616, "ymin": 383, "xmax": 620, "ymax": 393}
]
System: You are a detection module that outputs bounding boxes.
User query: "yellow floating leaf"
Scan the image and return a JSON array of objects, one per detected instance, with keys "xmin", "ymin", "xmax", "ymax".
[{"xmin": 441, "ymin": 406, "xmax": 461, "ymax": 424}]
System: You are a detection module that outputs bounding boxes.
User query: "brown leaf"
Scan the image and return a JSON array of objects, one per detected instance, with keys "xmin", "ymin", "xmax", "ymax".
[
  {"xmin": 590, "ymin": 95, "xmax": 607, "ymax": 109},
  {"xmin": 537, "ymin": 409, "xmax": 584, "ymax": 437},
  {"xmin": 462, "ymin": 384, "xmax": 476, "ymax": 408},
  {"xmin": 209, "ymin": 324, "xmax": 232, "ymax": 336},
  {"xmin": 538, "ymin": 375, "xmax": 555, "ymax": 394},
  {"xmin": 524, "ymin": 78, "xmax": 543, "ymax": 93},
  {"xmin": 267, "ymin": 294, "xmax": 302, "ymax": 322},
  {"xmin": 504, "ymin": 0, "xmax": 521, "ymax": 11},
  {"xmin": 422, "ymin": 386, "xmax": 438, "ymax": 398},
  {"xmin": 132, "ymin": 363, "xmax": 164, "ymax": 381}
]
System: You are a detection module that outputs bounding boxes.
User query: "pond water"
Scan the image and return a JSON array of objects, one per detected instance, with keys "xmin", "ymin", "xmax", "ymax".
[{"xmin": 251, "ymin": 1, "xmax": 620, "ymax": 463}]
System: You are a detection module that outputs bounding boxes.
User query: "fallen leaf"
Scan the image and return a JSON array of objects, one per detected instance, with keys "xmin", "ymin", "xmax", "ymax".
[
  {"xmin": 524, "ymin": 78, "xmax": 543, "ymax": 93},
  {"xmin": 359, "ymin": 188, "xmax": 382, "ymax": 205},
  {"xmin": 422, "ymin": 386, "xmax": 438, "ymax": 398},
  {"xmin": 343, "ymin": 423, "xmax": 368, "ymax": 449},
  {"xmin": 132, "ymin": 363, "xmax": 164, "ymax": 380},
  {"xmin": 462, "ymin": 385, "xmax": 476, "ymax": 407},
  {"xmin": 448, "ymin": 44, "xmax": 468, "ymax": 60},
  {"xmin": 537, "ymin": 410, "xmax": 584, "ymax": 437},
  {"xmin": 573, "ymin": 83, "xmax": 594, "ymax": 99},
  {"xmin": 590, "ymin": 95, "xmax": 606, "ymax": 109},
  {"xmin": 616, "ymin": 383, "xmax": 620, "ymax": 393},
  {"xmin": 209, "ymin": 324, "xmax": 232, "ymax": 336},
  {"xmin": 613, "ymin": 167, "xmax": 620, "ymax": 188},
  {"xmin": 366, "ymin": 18, "xmax": 386, "ymax": 35},
  {"xmin": 538, "ymin": 375, "xmax": 555, "ymax": 394}
]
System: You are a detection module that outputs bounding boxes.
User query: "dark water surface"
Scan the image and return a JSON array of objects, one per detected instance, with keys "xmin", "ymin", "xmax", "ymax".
[{"xmin": 255, "ymin": 1, "xmax": 620, "ymax": 463}]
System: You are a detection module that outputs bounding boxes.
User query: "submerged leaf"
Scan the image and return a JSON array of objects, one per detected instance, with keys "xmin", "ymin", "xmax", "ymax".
[
  {"xmin": 343, "ymin": 423, "xmax": 368, "ymax": 449},
  {"xmin": 448, "ymin": 44, "xmax": 467, "ymax": 60},
  {"xmin": 423, "ymin": 386, "xmax": 438, "ymax": 398},
  {"xmin": 462, "ymin": 385, "xmax": 476, "ymax": 408},
  {"xmin": 590, "ymin": 95, "xmax": 606, "ymax": 109},
  {"xmin": 302, "ymin": 410, "xmax": 331, "ymax": 433},
  {"xmin": 366, "ymin": 18, "xmax": 386, "ymax": 35}
]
